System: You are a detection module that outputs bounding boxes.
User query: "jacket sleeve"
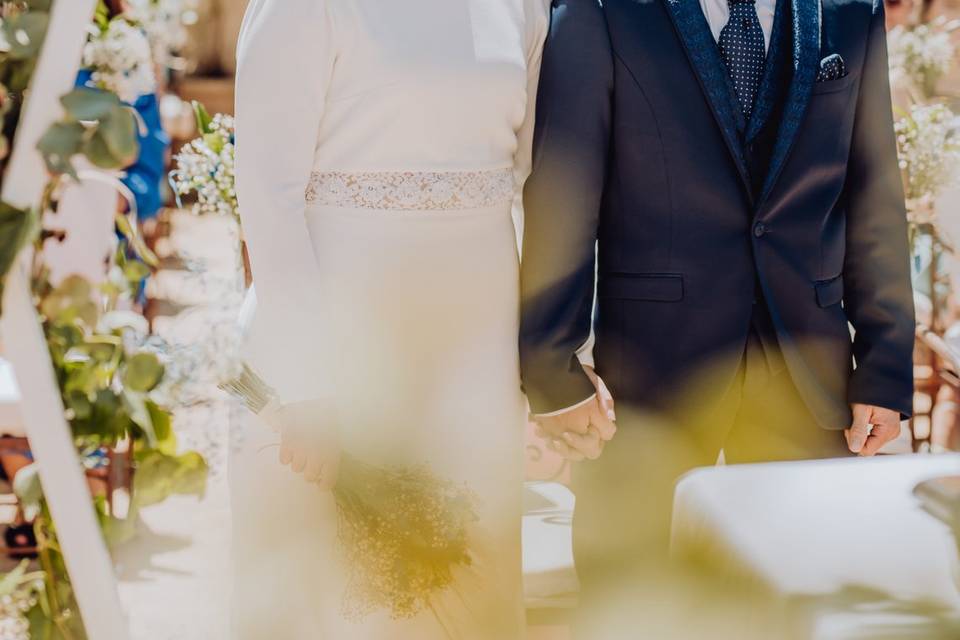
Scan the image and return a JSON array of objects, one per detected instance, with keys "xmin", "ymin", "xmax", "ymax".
[
  {"xmin": 234, "ymin": 0, "xmax": 336, "ymax": 404},
  {"xmin": 843, "ymin": 1, "xmax": 916, "ymax": 417},
  {"xmin": 519, "ymin": 0, "xmax": 613, "ymax": 414}
]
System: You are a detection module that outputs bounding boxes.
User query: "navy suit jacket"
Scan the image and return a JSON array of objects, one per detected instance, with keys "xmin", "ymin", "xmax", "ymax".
[{"xmin": 519, "ymin": 0, "xmax": 915, "ymax": 429}]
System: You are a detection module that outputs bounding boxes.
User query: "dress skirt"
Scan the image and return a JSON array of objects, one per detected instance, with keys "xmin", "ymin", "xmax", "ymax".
[{"xmin": 229, "ymin": 202, "xmax": 527, "ymax": 639}]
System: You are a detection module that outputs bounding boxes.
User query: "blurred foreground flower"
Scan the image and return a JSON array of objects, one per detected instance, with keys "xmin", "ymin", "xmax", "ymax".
[{"xmin": 221, "ymin": 365, "xmax": 479, "ymax": 621}]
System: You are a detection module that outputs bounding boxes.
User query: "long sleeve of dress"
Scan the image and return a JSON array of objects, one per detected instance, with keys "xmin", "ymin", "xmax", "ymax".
[
  {"xmin": 512, "ymin": 0, "xmax": 549, "ymax": 249},
  {"xmin": 234, "ymin": 0, "xmax": 337, "ymax": 404}
]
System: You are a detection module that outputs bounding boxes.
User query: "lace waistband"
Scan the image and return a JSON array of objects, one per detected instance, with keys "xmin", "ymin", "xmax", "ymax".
[{"xmin": 304, "ymin": 169, "xmax": 515, "ymax": 211}]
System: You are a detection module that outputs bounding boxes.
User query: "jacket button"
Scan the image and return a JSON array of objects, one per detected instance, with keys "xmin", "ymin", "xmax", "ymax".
[{"xmin": 753, "ymin": 222, "xmax": 768, "ymax": 238}]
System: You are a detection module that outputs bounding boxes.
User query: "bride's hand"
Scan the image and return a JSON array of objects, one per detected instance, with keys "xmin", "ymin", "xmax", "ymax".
[
  {"xmin": 532, "ymin": 365, "xmax": 617, "ymax": 462},
  {"xmin": 265, "ymin": 400, "xmax": 341, "ymax": 490}
]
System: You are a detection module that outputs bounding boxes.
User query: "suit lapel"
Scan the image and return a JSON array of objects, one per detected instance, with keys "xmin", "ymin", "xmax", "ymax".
[
  {"xmin": 662, "ymin": 0, "xmax": 751, "ymax": 198},
  {"xmin": 745, "ymin": 0, "xmax": 789, "ymax": 142},
  {"xmin": 758, "ymin": 0, "xmax": 820, "ymax": 205}
]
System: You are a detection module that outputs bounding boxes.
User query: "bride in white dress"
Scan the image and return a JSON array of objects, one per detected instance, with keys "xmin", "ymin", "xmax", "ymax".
[{"xmin": 230, "ymin": 0, "xmax": 549, "ymax": 637}]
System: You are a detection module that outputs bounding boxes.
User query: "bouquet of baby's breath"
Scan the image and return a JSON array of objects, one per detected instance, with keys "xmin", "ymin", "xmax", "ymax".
[
  {"xmin": 335, "ymin": 455, "xmax": 479, "ymax": 621},
  {"xmin": 221, "ymin": 365, "xmax": 479, "ymax": 622},
  {"xmin": 170, "ymin": 102, "xmax": 238, "ymax": 219}
]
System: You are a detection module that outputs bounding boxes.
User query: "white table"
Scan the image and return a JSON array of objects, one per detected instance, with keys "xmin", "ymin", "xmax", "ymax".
[{"xmin": 673, "ymin": 454, "xmax": 960, "ymax": 639}]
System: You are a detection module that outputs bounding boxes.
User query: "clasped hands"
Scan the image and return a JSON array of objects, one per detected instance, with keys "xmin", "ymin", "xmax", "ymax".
[
  {"xmin": 531, "ymin": 367, "xmax": 902, "ymax": 462},
  {"xmin": 532, "ymin": 366, "xmax": 618, "ymax": 461}
]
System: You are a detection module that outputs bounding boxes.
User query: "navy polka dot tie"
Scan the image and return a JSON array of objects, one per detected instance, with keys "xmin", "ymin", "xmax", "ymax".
[{"xmin": 718, "ymin": 0, "xmax": 766, "ymax": 120}]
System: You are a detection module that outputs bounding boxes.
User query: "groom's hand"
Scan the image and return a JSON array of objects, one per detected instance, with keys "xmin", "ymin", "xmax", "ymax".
[
  {"xmin": 532, "ymin": 367, "xmax": 617, "ymax": 461},
  {"xmin": 535, "ymin": 405, "xmax": 602, "ymax": 461},
  {"xmin": 845, "ymin": 403, "xmax": 901, "ymax": 456}
]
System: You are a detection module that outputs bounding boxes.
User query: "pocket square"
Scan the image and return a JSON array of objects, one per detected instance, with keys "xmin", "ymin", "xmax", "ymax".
[{"xmin": 816, "ymin": 53, "xmax": 847, "ymax": 82}]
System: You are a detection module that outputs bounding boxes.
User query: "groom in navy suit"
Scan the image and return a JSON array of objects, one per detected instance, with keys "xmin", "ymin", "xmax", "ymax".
[{"xmin": 520, "ymin": 0, "xmax": 915, "ymax": 608}]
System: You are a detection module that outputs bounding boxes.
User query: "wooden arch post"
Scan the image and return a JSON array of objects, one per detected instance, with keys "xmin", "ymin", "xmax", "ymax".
[{"xmin": 0, "ymin": 1, "xmax": 131, "ymax": 638}]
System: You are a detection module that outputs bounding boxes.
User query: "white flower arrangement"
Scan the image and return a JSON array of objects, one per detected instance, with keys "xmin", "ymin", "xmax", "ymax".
[
  {"xmin": 125, "ymin": 0, "xmax": 199, "ymax": 68},
  {"xmin": 83, "ymin": 16, "xmax": 157, "ymax": 104},
  {"xmin": 895, "ymin": 102, "xmax": 960, "ymax": 226},
  {"xmin": 171, "ymin": 105, "xmax": 239, "ymax": 218},
  {"xmin": 888, "ymin": 19, "xmax": 959, "ymax": 100}
]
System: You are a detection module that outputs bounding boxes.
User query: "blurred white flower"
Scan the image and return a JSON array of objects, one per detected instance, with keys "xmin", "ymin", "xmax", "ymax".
[
  {"xmin": 895, "ymin": 102, "xmax": 960, "ymax": 225},
  {"xmin": 83, "ymin": 17, "xmax": 156, "ymax": 103},
  {"xmin": 888, "ymin": 20, "xmax": 957, "ymax": 100},
  {"xmin": 138, "ymin": 310, "xmax": 244, "ymax": 410},
  {"xmin": 125, "ymin": 0, "xmax": 198, "ymax": 68}
]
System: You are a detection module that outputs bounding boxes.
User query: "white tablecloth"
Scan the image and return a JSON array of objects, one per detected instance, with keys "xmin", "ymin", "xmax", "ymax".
[{"xmin": 673, "ymin": 454, "xmax": 960, "ymax": 639}]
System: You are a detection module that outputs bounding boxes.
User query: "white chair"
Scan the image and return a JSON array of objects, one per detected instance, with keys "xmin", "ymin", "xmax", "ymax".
[{"xmin": 42, "ymin": 170, "xmax": 135, "ymax": 288}]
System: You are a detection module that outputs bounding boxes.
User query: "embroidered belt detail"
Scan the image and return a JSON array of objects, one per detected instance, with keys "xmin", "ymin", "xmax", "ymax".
[{"xmin": 305, "ymin": 170, "xmax": 515, "ymax": 210}]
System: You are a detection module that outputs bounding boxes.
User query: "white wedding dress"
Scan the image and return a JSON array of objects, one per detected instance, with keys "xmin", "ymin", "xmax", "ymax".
[{"xmin": 230, "ymin": 1, "xmax": 548, "ymax": 638}]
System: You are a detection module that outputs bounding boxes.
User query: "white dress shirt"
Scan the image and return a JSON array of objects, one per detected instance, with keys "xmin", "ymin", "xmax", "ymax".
[{"xmin": 541, "ymin": 0, "xmax": 778, "ymax": 417}]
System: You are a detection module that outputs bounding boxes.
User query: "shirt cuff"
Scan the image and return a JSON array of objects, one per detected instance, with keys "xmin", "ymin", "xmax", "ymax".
[
  {"xmin": 533, "ymin": 393, "xmax": 597, "ymax": 418},
  {"xmin": 575, "ymin": 330, "xmax": 596, "ymax": 369}
]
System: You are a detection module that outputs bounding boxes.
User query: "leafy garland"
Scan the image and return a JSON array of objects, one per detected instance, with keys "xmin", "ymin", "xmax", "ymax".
[
  {"xmin": 0, "ymin": 0, "xmax": 50, "ymax": 311},
  {"xmin": 0, "ymin": 1, "xmax": 207, "ymax": 637}
]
